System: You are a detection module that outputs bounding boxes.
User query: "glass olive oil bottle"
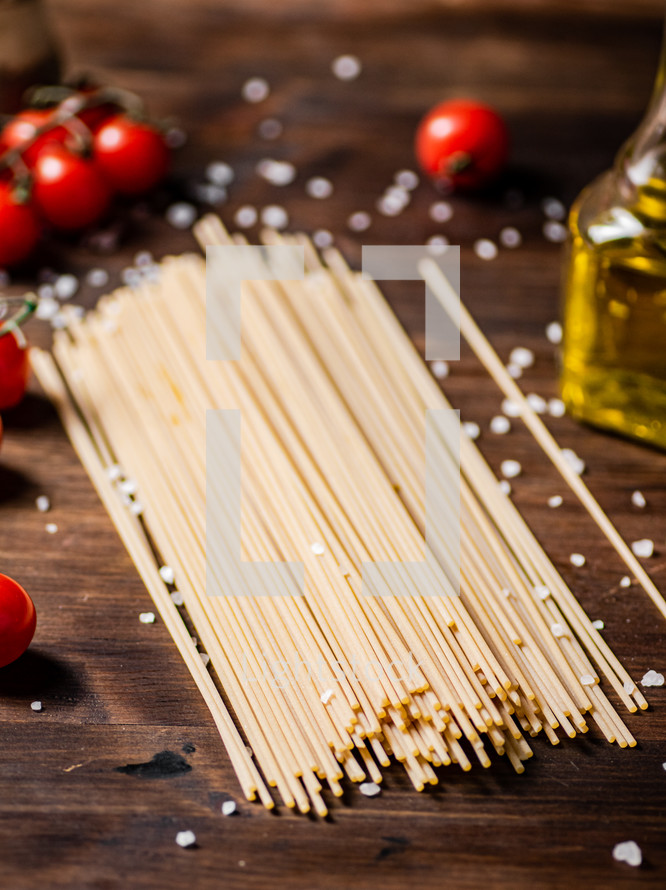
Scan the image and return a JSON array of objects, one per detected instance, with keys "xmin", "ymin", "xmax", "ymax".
[{"xmin": 561, "ymin": 20, "xmax": 666, "ymax": 449}]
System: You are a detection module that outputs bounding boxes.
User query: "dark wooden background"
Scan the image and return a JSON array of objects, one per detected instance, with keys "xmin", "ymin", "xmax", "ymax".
[{"xmin": 1, "ymin": 1, "xmax": 666, "ymax": 887}]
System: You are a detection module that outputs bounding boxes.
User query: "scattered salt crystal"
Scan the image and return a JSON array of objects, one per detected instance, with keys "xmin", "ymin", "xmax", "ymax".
[
  {"xmin": 347, "ymin": 211, "xmax": 371, "ymax": 232},
  {"xmin": 193, "ymin": 183, "xmax": 227, "ymax": 205},
  {"xmin": 36, "ymin": 496, "xmax": 50, "ymax": 513},
  {"xmin": 170, "ymin": 590, "xmax": 184, "ymax": 607},
  {"xmin": 260, "ymin": 205, "xmax": 288, "ymax": 230},
  {"xmin": 541, "ymin": 197, "xmax": 566, "ymax": 221},
  {"xmin": 534, "ymin": 585, "xmax": 550, "ymax": 601},
  {"xmin": 490, "ymin": 415, "xmax": 511, "ymax": 435},
  {"xmin": 119, "ymin": 479, "xmax": 137, "ymax": 496},
  {"xmin": 543, "ymin": 220, "xmax": 568, "ymax": 243},
  {"xmin": 31, "ymin": 701, "xmax": 43, "ymax": 711},
  {"xmin": 463, "ymin": 422, "xmax": 480, "ymax": 440},
  {"xmin": 500, "ymin": 459, "xmax": 522, "ymax": 479},
  {"xmin": 332, "ymin": 55, "xmax": 362, "ymax": 81},
  {"xmin": 165, "ymin": 126, "xmax": 187, "ymax": 149},
  {"xmin": 474, "ymin": 238, "xmax": 498, "ymax": 261},
  {"xmin": 222, "ymin": 800, "xmax": 237, "ymax": 816},
  {"xmin": 506, "ymin": 363, "xmax": 523, "ymax": 379},
  {"xmin": 509, "ymin": 347, "xmax": 534, "ymax": 369},
  {"xmin": 206, "ymin": 162, "xmax": 234, "ymax": 187},
  {"xmin": 592, "ymin": 619, "xmax": 605, "ymax": 630},
  {"xmin": 159, "ymin": 566, "xmax": 175, "ymax": 585},
  {"xmin": 546, "ymin": 321, "xmax": 563, "ymax": 344},
  {"xmin": 377, "ymin": 193, "xmax": 405, "ymax": 217},
  {"xmin": 320, "ymin": 688, "xmax": 334, "ymax": 705},
  {"xmin": 623, "ymin": 680, "xmax": 635, "ymax": 694},
  {"xmin": 501, "ymin": 588, "xmax": 511, "ymax": 598},
  {"xmin": 130, "ymin": 501, "xmax": 144, "ymax": 516},
  {"xmin": 561, "ymin": 448, "xmax": 585, "ymax": 475},
  {"xmin": 258, "ymin": 118, "xmax": 283, "ymax": 140},
  {"xmin": 359, "ymin": 781, "xmax": 381, "ymax": 797},
  {"xmin": 631, "ymin": 538, "xmax": 654, "ymax": 559},
  {"xmin": 429, "ymin": 201, "xmax": 453, "ymax": 223},
  {"xmin": 242, "ymin": 77, "xmax": 269, "ymax": 103},
  {"xmin": 526, "ymin": 393, "xmax": 547, "ymax": 414},
  {"xmin": 311, "ymin": 542, "xmax": 325, "ymax": 556},
  {"xmin": 498, "ymin": 480, "xmax": 512, "ymax": 496},
  {"xmin": 502, "ymin": 398, "xmax": 521, "ymax": 418},
  {"xmin": 200, "ymin": 653, "xmax": 210, "ymax": 666},
  {"xmin": 134, "ymin": 251, "xmax": 153, "ymax": 268},
  {"xmin": 426, "ymin": 235, "xmax": 449, "ymax": 252},
  {"xmin": 641, "ymin": 670, "xmax": 665, "ymax": 687},
  {"xmin": 548, "ymin": 398, "xmax": 566, "ymax": 417},
  {"xmin": 551, "ymin": 623, "xmax": 566, "ymax": 638},
  {"xmin": 306, "ymin": 177, "xmax": 333, "ymax": 199},
  {"xmin": 256, "ymin": 159, "xmax": 296, "ymax": 186},
  {"xmin": 139, "ymin": 612, "xmax": 155, "ymax": 624},
  {"xmin": 620, "ymin": 576, "xmax": 632, "ymax": 588},
  {"xmin": 580, "ymin": 674, "xmax": 595, "ymax": 686},
  {"xmin": 121, "ymin": 268, "xmax": 141, "ymax": 288},
  {"xmin": 548, "ymin": 495, "xmax": 563, "ymax": 508},
  {"xmin": 612, "ymin": 840, "xmax": 642, "ymax": 868},
  {"xmin": 175, "ymin": 830, "xmax": 197, "ymax": 848},
  {"xmin": 631, "ymin": 490, "xmax": 646, "ymax": 508},
  {"xmin": 86, "ymin": 268, "xmax": 109, "ymax": 288},
  {"xmin": 54, "ymin": 274, "xmax": 79, "ymax": 300},
  {"xmin": 166, "ymin": 202, "xmax": 197, "ymax": 230},
  {"xmin": 51, "ymin": 313, "xmax": 68, "ymax": 330},
  {"xmin": 313, "ymin": 229, "xmax": 334, "ymax": 249},
  {"xmin": 395, "ymin": 169, "xmax": 419, "ymax": 190},
  {"xmin": 45, "ymin": 523, "xmax": 58, "ymax": 535},
  {"xmin": 106, "ymin": 465, "xmax": 122, "ymax": 482},
  {"xmin": 38, "ymin": 284, "xmax": 54, "ymax": 300},
  {"xmin": 234, "ymin": 205, "xmax": 258, "ymax": 229},
  {"xmin": 431, "ymin": 360, "xmax": 449, "ymax": 379},
  {"xmin": 36, "ymin": 297, "xmax": 59, "ymax": 321},
  {"xmin": 499, "ymin": 226, "xmax": 522, "ymax": 248},
  {"xmin": 570, "ymin": 553, "xmax": 586, "ymax": 567}
]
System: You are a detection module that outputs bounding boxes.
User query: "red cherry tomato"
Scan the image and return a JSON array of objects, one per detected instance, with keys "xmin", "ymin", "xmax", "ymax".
[
  {"xmin": 1, "ymin": 109, "xmax": 68, "ymax": 168},
  {"xmin": 0, "ymin": 182, "xmax": 41, "ymax": 267},
  {"xmin": 415, "ymin": 99, "xmax": 509, "ymax": 191},
  {"xmin": 32, "ymin": 144, "xmax": 111, "ymax": 230},
  {"xmin": 0, "ymin": 574, "xmax": 36, "ymax": 668},
  {"xmin": 0, "ymin": 328, "xmax": 30, "ymax": 410},
  {"xmin": 93, "ymin": 115, "xmax": 169, "ymax": 195}
]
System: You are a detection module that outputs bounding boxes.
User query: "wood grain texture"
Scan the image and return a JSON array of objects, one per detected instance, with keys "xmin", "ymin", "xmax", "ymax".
[{"xmin": 1, "ymin": 1, "xmax": 666, "ymax": 887}]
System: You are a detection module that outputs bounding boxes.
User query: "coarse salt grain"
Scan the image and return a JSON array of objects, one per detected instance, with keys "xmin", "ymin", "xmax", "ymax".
[
  {"xmin": 261, "ymin": 205, "xmax": 289, "ymax": 230},
  {"xmin": 306, "ymin": 177, "xmax": 333, "ymax": 199},
  {"xmin": 234, "ymin": 205, "xmax": 258, "ymax": 229},
  {"xmin": 502, "ymin": 398, "xmax": 521, "ymax": 418},
  {"xmin": 548, "ymin": 495, "xmax": 563, "ymax": 508},
  {"xmin": 500, "ymin": 459, "xmax": 522, "ymax": 479},
  {"xmin": 45, "ymin": 523, "xmax": 58, "ymax": 534},
  {"xmin": 256, "ymin": 159, "xmax": 296, "ymax": 186},
  {"xmin": 166, "ymin": 202, "xmax": 197, "ymax": 230},
  {"xmin": 395, "ymin": 169, "xmax": 419, "ymax": 190},
  {"xmin": 359, "ymin": 781, "xmax": 381, "ymax": 797},
  {"xmin": 165, "ymin": 126, "xmax": 187, "ymax": 149},
  {"xmin": 509, "ymin": 346, "xmax": 534, "ymax": 369},
  {"xmin": 107, "ymin": 464, "xmax": 122, "ymax": 482},
  {"xmin": 526, "ymin": 393, "xmax": 547, "ymax": 414},
  {"xmin": 36, "ymin": 496, "xmax": 50, "ymax": 513},
  {"xmin": 612, "ymin": 841, "xmax": 642, "ymax": 867},
  {"xmin": 427, "ymin": 235, "xmax": 449, "ymax": 252},
  {"xmin": 193, "ymin": 183, "xmax": 227, "ymax": 205},
  {"xmin": 551, "ymin": 623, "xmax": 566, "ymax": 638},
  {"xmin": 541, "ymin": 197, "xmax": 566, "ymax": 221},
  {"xmin": 534, "ymin": 585, "xmax": 550, "ymax": 601},
  {"xmin": 377, "ymin": 193, "xmax": 405, "ymax": 217},
  {"xmin": 170, "ymin": 590, "xmax": 184, "ymax": 607},
  {"xmin": 431, "ymin": 360, "xmax": 449, "ymax": 379},
  {"xmin": 561, "ymin": 448, "xmax": 585, "ymax": 475},
  {"xmin": 347, "ymin": 211, "xmax": 371, "ymax": 232},
  {"xmin": 320, "ymin": 689, "xmax": 334, "ymax": 705},
  {"xmin": 620, "ymin": 576, "xmax": 632, "ymax": 588},
  {"xmin": 498, "ymin": 480, "xmax": 512, "ymax": 496},
  {"xmin": 463, "ymin": 422, "xmax": 480, "ymax": 440},
  {"xmin": 54, "ymin": 274, "xmax": 79, "ymax": 300},
  {"xmin": 548, "ymin": 398, "xmax": 566, "ymax": 418},
  {"xmin": 429, "ymin": 201, "xmax": 453, "ymax": 223},
  {"xmin": 570, "ymin": 553, "xmax": 586, "ymax": 567},
  {"xmin": 159, "ymin": 565, "xmax": 175, "ymax": 585},
  {"xmin": 580, "ymin": 674, "xmax": 595, "ymax": 686},
  {"xmin": 119, "ymin": 479, "xmax": 137, "ymax": 496},
  {"xmin": 592, "ymin": 619, "xmax": 605, "ymax": 630},
  {"xmin": 206, "ymin": 161, "xmax": 234, "ymax": 187},
  {"xmin": 631, "ymin": 490, "xmax": 646, "ymax": 508},
  {"xmin": 311, "ymin": 542, "xmax": 325, "ymax": 556},
  {"xmin": 200, "ymin": 653, "xmax": 210, "ymax": 666},
  {"xmin": 130, "ymin": 501, "xmax": 144, "ymax": 516},
  {"xmin": 631, "ymin": 539, "xmax": 654, "ymax": 558},
  {"xmin": 506, "ymin": 363, "xmax": 522, "ymax": 379},
  {"xmin": 623, "ymin": 680, "xmax": 635, "ymax": 694},
  {"xmin": 139, "ymin": 612, "xmax": 155, "ymax": 624},
  {"xmin": 31, "ymin": 701, "xmax": 43, "ymax": 711},
  {"xmin": 332, "ymin": 55, "xmax": 362, "ymax": 81},
  {"xmin": 221, "ymin": 800, "xmax": 237, "ymax": 816},
  {"xmin": 86, "ymin": 268, "xmax": 109, "ymax": 288},
  {"xmin": 546, "ymin": 321, "xmax": 563, "ymax": 344},
  {"xmin": 175, "ymin": 830, "xmax": 197, "ymax": 848},
  {"xmin": 312, "ymin": 229, "xmax": 334, "ymax": 249},
  {"xmin": 490, "ymin": 415, "xmax": 511, "ymax": 435},
  {"xmin": 474, "ymin": 238, "xmax": 498, "ymax": 261},
  {"xmin": 257, "ymin": 118, "xmax": 283, "ymax": 140},
  {"xmin": 36, "ymin": 297, "xmax": 59, "ymax": 321},
  {"xmin": 543, "ymin": 220, "xmax": 567, "ymax": 243},
  {"xmin": 499, "ymin": 226, "xmax": 522, "ymax": 248},
  {"xmin": 241, "ymin": 77, "xmax": 269, "ymax": 103},
  {"xmin": 641, "ymin": 670, "xmax": 665, "ymax": 687}
]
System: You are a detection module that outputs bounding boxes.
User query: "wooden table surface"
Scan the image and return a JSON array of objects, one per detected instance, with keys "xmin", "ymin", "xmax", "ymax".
[{"xmin": 1, "ymin": 1, "xmax": 666, "ymax": 887}]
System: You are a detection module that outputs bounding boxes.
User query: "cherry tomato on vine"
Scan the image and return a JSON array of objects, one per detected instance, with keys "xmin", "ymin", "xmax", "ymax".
[
  {"xmin": 93, "ymin": 115, "xmax": 169, "ymax": 195},
  {"xmin": 0, "ymin": 327, "xmax": 30, "ymax": 411},
  {"xmin": 415, "ymin": 99, "xmax": 510, "ymax": 191},
  {"xmin": 0, "ymin": 182, "xmax": 41, "ymax": 268},
  {"xmin": 0, "ymin": 574, "xmax": 36, "ymax": 669},
  {"xmin": 32, "ymin": 144, "xmax": 111, "ymax": 230},
  {"xmin": 1, "ymin": 109, "xmax": 68, "ymax": 168}
]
